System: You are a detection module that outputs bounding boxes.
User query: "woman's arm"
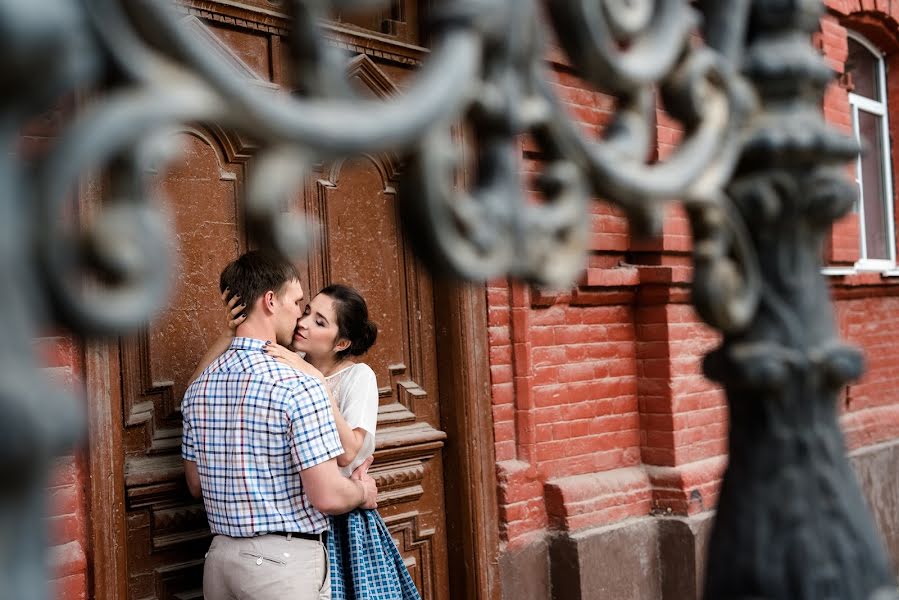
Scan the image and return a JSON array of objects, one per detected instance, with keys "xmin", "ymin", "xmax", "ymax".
[
  {"xmin": 264, "ymin": 344, "xmax": 366, "ymax": 467},
  {"xmin": 188, "ymin": 290, "xmax": 246, "ymax": 383},
  {"xmin": 187, "ymin": 332, "xmax": 233, "ymax": 384},
  {"xmin": 330, "ymin": 365, "xmax": 378, "ymax": 469},
  {"xmin": 329, "ymin": 399, "xmax": 367, "ymax": 468}
]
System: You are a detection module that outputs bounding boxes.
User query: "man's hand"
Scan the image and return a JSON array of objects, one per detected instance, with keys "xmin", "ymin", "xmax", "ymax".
[
  {"xmin": 351, "ymin": 457, "xmax": 377, "ymax": 509},
  {"xmin": 302, "ymin": 457, "xmax": 377, "ymax": 514}
]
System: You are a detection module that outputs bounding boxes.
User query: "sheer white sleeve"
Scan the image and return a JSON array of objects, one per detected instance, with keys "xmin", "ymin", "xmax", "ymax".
[{"xmin": 335, "ymin": 363, "xmax": 379, "ymax": 477}]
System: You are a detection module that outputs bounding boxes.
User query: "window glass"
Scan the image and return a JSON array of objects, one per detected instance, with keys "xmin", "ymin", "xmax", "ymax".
[
  {"xmin": 858, "ymin": 110, "xmax": 891, "ymax": 259},
  {"xmin": 848, "ymin": 37, "xmax": 880, "ymax": 99},
  {"xmin": 847, "ymin": 32, "xmax": 894, "ymax": 265}
]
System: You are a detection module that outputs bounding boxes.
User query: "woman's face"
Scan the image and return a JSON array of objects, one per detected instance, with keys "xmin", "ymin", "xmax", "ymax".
[{"xmin": 293, "ymin": 293, "xmax": 344, "ymax": 358}]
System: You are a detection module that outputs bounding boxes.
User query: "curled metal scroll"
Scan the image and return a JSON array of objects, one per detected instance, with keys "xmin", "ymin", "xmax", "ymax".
[
  {"xmin": 4, "ymin": 0, "xmax": 899, "ymax": 599},
  {"xmin": 400, "ymin": 0, "xmax": 592, "ymax": 287},
  {"xmin": 32, "ymin": 0, "xmax": 489, "ymax": 334},
  {"xmin": 4, "ymin": 1, "xmax": 489, "ymax": 597},
  {"xmin": 136, "ymin": 0, "xmax": 483, "ymax": 153},
  {"xmin": 31, "ymin": 0, "xmax": 760, "ymax": 336},
  {"xmin": 400, "ymin": 0, "xmax": 761, "ymax": 326},
  {"xmin": 1, "ymin": 1, "xmax": 100, "ymax": 598}
]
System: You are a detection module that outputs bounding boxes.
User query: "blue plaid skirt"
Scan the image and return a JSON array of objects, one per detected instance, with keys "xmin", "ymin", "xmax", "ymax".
[{"xmin": 328, "ymin": 509, "xmax": 422, "ymax": 600}]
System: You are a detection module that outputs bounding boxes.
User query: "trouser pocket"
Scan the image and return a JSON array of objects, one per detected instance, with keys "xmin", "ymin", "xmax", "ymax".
[
  {"xmin": 319, "ymin": 542, "xmax": 329, "ymax": 593},
  {"xmin": 239, "ymin": 551, "xmax": 287, "ymax": 567}
]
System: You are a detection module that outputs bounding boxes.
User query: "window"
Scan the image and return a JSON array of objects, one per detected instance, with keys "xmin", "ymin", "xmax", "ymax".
[{"xmin": 847, "ymin": 32, "xmax": 895, "ymax": 268}]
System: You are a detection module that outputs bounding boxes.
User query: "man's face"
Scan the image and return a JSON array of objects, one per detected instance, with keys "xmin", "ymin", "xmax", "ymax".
[{"xmin": 272, "ymin": 279, "xmax": 304, "ymax": 347}]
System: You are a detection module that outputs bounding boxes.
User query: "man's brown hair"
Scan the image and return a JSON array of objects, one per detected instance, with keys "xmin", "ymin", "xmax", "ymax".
[{"xmin": 219, "ymin": 250, "xmax": 303, "ymax": 315}]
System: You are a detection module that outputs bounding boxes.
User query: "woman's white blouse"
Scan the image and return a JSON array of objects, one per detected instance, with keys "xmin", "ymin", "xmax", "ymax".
[{"xmin": 326, "ymin": 363, "xmax": 379, "ymax": 477}]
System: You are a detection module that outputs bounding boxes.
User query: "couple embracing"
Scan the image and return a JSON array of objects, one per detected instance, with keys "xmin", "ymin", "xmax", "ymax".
[{"xmin": 181, "ymin": 250, "xmax": 421, "ymax": 600}]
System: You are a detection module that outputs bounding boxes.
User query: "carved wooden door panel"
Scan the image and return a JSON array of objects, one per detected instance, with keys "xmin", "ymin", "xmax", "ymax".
[
  {"xmin": 304, "ymin": 151, "xmax": 451, "ymax": 599},
  {"xmin": 114, "ymin": 8, "xmax": 451, "ymax": 600},
  {"xmin": 121, "ymin": 125, "xmax": 249, "ymax": 600},
  {"xmin": 301, "ymin": 44, "xmax": 451, "ymax": 600},
  {"xmin": 117, "ymin": 16, "xmax": 262, "ymax": 600}
]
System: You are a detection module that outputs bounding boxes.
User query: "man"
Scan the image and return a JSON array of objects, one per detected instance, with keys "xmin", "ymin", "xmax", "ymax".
[{"xmin": 182, "ymin": 250, "xmax": 377, "ymax": 600}]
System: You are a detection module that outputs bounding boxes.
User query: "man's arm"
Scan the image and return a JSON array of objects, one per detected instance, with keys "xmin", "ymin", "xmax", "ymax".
[
  {"xmin": 183, "ymin": 459, "xmax": 202, "ymax": 499},
  {"xmin": 300, "ymin": 458, "xmax": 376, "ymax": 515},
  {"xmin": 187, "ymin": 290, "xmax": 246, "ymax": 384},
  {"xmin": 188, "ymin": 332, "xmax": 232, "ymax": 384}
]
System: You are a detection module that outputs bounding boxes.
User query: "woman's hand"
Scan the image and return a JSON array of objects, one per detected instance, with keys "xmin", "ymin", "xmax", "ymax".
[
  {"xmin": 265, "ymin": 343, "xmax": 324, "ymax": 381},
  {"xmin": 351, "ymin": 456, "xmax": 374, "ymax": 479},
  {"xmin": 222, "ymin": 289, "xmax": 247, "ymax": 333}
]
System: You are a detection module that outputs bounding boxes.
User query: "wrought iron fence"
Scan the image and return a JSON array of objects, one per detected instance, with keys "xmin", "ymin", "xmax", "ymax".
[{"xmin": 2, "ymin": 0, "xmax": 897, "ymax": 598}]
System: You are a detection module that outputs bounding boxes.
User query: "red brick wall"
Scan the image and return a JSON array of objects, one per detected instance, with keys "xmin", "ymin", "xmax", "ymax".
[
  {"xmin": 37, "ymin": 336, "xmax": 89, "ymax": 600},
  {"xmin": 23, "ymin": 99, "xmax": 91, "ymax": 600},
  {"xmin": 823, "ymin": 1, "xmax": 899, "ymax": 451},
  {"xmin": 490, "ymin": 275, "xmax": 729, "ymax": 547},
  {"xmin": 47, "ymin": 455, "xmax": 89, "ymax": 600},
  {"xmin": 837, "ymin": 291, "xmax": 899, "ymax": 447},
  {"xmin": 491, "ymin": 2, "xmax": 899, "ymax": 552},
  {"xmin": 489, "ymin": 48, "xmax": 732, "ymax": 548}
]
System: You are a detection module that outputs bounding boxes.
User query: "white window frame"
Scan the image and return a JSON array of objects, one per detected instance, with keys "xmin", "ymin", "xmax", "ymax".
[{"xmin": 847, "ymin": 31, "xmax": 896, "ymax": 272}]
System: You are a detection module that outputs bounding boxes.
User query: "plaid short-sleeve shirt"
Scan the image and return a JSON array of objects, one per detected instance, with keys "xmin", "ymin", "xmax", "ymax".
[{"xmin": 182, "ymin": 337, "xmax": 343, "ymax": 536}]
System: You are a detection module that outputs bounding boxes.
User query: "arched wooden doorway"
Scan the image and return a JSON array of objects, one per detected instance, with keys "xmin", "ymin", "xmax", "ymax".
[{"xmin": 84, "ymin": 4, "xmax": 499, "ymax": 599}]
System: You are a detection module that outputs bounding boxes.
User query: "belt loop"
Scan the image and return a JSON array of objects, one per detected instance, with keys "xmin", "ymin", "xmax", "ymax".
[{"xmin": 286, "ymin": 532, "xmax": 292, "ymax": 541}]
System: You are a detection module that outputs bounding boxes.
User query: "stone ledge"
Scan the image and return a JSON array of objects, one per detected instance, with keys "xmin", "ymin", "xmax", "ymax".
[
  {"xmin": 548, "ymin": 513, "xmax": 714, "ymax": 600},
  {"xmin": 850, "ymin": 437, "xmax": 899, "ymax": 575},
  {"xmin": 499, "ymin": 439, "xmax": 899, "ymax": 600}
]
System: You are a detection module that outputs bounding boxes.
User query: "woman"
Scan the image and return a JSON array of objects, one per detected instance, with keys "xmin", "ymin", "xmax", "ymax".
[{"xmin": 192, "ymin": 284, "xmax": 421, "ymax": 600}]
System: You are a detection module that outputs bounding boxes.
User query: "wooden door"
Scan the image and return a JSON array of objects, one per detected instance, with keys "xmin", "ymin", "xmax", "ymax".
[
  {"xmin": 304, "ymin": 152, "xmax": 450, "ymax": 597},
  {"xmin": 101, "ymin": 7, "xmax": 456, "ymax": 599},
  {"xmin": 119, "ymin": 121, "xmax": 252, "ymax": 599}
]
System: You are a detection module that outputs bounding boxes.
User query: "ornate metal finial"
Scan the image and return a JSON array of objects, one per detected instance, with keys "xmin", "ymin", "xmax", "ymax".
[{"xmin": 702, "ymin": 1, "xmax": 898, "ymax": 598}]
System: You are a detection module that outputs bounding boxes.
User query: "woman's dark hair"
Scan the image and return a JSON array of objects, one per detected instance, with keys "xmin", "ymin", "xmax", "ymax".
[{"xmin": 320, "ymin": 284, "xmax": 378, "ymax": 358}]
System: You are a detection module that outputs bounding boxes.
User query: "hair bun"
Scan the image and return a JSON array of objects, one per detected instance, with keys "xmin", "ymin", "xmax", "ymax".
[
  {"xmin": 350, "ymin": 320, "xmax": 378, "ymax": 356},
  {"xmin": 320, "ymin": 284, "xmax": 379, "ymax": 358}
]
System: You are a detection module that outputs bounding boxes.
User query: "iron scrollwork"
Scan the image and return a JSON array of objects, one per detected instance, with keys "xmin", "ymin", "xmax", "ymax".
[
  {"xmin": 2, "ymin": 0, "xmax": 898, "ymax": 598},
  {"xmin": 702, "ymin": 1, "xmax": 897, "ymax": 597}
]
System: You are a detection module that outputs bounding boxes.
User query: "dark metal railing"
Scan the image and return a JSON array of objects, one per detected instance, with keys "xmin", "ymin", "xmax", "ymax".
[{"xmin": 1, "ymin": 0, "xmax": 897, "ymax": 598}]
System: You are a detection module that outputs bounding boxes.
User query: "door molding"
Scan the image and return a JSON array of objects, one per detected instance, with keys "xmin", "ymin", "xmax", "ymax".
[
  {"xmin": 85, "ymin": 338, "xmax": 128, "ymax": 600},
  {"xmin": 434, "ymin": 279, "xmax": 501, "ymax": 599}
]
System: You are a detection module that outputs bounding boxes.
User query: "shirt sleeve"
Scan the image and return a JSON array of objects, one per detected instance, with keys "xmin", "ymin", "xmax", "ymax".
[
  {"xmin": 181, "ymin": 390, "xmax": 197, "ymax": 462},
  {"xmin": 338, "ymin": 364, "xmax": 379, "ymax": 436},
  {"xmin": 335, "ymin": 365, "xmax": 379, "ymax": 477},
  {"xmin": 286, "ymin": 376, "xmax": 344, "ymax": 470}
]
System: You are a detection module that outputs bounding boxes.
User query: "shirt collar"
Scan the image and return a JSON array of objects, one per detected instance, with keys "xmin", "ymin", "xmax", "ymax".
[{"xmin": 229, "ymin": 337, "xmax": 271, "ymax": 352}]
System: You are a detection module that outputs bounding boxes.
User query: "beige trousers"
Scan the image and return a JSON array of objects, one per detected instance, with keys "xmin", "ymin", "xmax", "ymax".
[{"xmin": 203, "ymin": 533, "xmax": 330, "ymax": 600}]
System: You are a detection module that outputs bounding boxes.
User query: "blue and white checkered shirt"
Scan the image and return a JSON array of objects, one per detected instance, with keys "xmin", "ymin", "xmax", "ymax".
[{"xmin": 182, "ymin": 337, "xmax": 343, "ymax": 536}]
